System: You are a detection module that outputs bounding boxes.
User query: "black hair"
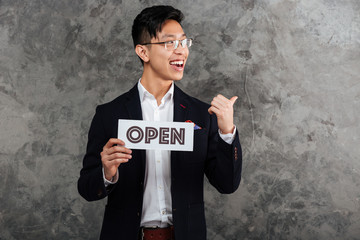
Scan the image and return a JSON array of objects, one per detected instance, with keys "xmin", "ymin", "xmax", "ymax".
[{"xmin": 132, "ymin": 5, "xmax": 184, "ymax": 63}]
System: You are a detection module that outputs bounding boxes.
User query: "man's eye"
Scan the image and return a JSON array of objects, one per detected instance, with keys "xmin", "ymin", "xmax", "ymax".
[{"xmin": 166, "ymin": 41, "xmax": 175, "ymax": 46}]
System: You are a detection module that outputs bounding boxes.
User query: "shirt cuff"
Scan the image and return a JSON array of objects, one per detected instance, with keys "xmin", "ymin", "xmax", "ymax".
[
  {"xmin": 218, "ymin": 126, "xmax": 236, "ymax": 145},
  {"xmin": 103, "ymin": 168, "xmax": 119, "ymax": 187}
]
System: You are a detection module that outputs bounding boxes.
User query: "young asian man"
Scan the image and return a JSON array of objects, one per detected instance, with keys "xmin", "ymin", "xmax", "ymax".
[{"xmin": 78, "ymin": 5, "xmax": 242, "ymax": 240}]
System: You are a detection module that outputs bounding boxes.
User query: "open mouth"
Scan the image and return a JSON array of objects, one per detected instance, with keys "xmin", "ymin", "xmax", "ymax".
[{"xmin": 170, "ymin": 60, "xmax": 184, "ymax": 70}]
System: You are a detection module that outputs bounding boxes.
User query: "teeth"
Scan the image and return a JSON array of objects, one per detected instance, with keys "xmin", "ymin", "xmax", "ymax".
[{"xmin": 170, "ymin": 61, "xmax": 184, "ymax": 65}]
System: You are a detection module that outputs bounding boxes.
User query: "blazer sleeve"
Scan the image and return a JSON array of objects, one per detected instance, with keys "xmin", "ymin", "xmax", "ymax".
[
  {"xmin": 204, "ymin": 113, "xmax": 242, "ymax": 194},
  {"xmin": 77, "ymin": 106, "xmax": 113, "ymax": 201}
]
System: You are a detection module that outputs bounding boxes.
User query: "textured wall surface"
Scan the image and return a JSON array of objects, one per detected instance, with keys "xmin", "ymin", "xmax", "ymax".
[{"xmin": 1, "ymin": 0, "xmax": 359, "ymax": 239}]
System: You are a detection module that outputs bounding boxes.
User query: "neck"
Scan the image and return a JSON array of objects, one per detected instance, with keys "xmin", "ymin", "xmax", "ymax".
[{"xmin": 140, "ymin": 74, "xmax": 173, "ymax": 106}]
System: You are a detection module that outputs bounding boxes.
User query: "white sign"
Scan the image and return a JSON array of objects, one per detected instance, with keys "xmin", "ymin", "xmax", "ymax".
[{"xmin": 118, "ymin": 119, "xmax": 194, "ymax": 151}]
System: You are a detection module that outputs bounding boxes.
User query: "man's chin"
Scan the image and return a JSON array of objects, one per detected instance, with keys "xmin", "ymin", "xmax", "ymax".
[{"xmin": 172, "ymin": 72, "xmax": 184, "ymax": 81}]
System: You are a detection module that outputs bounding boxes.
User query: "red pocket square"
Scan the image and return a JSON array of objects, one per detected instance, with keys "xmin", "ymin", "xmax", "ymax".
[{"xmin": 185, "ymin": 120, "xmax": 202, "ymax": 130}]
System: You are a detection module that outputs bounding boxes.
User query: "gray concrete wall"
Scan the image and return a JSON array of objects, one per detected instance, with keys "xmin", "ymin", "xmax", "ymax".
[{"xmin": 0, "ymin": 0, "xmax": 359, "ymax": 239}]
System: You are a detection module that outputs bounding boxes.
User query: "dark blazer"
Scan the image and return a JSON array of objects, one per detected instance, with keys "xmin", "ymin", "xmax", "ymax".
[{"xmin": 78, "ymin": 84, "xmax": 242, "ymax": 240}]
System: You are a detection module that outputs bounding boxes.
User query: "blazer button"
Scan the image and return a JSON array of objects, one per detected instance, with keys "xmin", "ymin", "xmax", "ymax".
[{"xmin": 234, "ymin": 147, "xmax": 238, "ymax": 160}]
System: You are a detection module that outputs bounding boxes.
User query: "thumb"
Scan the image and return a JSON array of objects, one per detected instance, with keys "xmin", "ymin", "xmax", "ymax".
[{"xmin": 230, "ymin": 96, "xmax": 238, "ymax": 105}]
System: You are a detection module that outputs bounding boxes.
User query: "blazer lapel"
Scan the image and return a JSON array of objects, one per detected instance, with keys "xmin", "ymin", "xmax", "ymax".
[
  {"xmin": 171, "ymin": 85, "xmax": 190, "ymax": 181},
  {"xmin": 173, "ymin": 85, "xmax": 189, "ymax": 122},
  {"xmin": 124, "ymin": 83, "xmax": 146, "ymax": 182},
  {"xmin": 125, "ymin": 84, "xmax": 143, "ymax": 120}
]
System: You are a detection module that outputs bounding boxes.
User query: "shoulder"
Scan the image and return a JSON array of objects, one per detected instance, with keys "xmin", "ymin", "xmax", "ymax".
[
  {"xmin": 174, "ymin": 84, "xmax": 210, "ymax": 109},
  {"xmin": 96, "ymin": 84, "xmax": 138, "ymax": 114}
]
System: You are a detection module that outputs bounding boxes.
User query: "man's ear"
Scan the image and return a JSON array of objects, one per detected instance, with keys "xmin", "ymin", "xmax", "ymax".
[{"xmin": 135, "ymin": 45, "xmax": 150, "ymax": 63}]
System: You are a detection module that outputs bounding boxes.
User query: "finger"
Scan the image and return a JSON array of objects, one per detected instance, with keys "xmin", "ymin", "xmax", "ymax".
[
  {"xmin": 216, "ymin": 94, "xmax": 237, "ymax": 105},
  {"xmin": 105, "ymin": 152, "xmax": 132, "ymax": 161},
  {"xmin": 106, "ymin": 146, "xmax": 132, "ymax": 155},
  {"xmin": 112, "ymin": 159, "xmax": 130, "ymax": 164},
  {"xmin": 208, "ymin": 106, "xmax": 214, "ymax": 115},
  {"xmin": 214, "ymin": 95, "xmax": 238, "ymax": 108},
  {"xmin": 211, "ymin": 99, "xmax": 225, "ymax": 111},
  {"xmin": 211, "ymin": 98, "xmax": 226, "ymax": 109},
  {"xmin": 214, "ymin": 94, "xmax": 236, "ymax": 107},
  {"xmin": 216, "ymin": 94, "xmax": 236, "ymax": 104},
  {"xmin": 113, "ymin": 146, "xmax": 132, "ymax": 154},
  {"xmin": 208, "ymin": 106, "xmax": 222, "ymax": 117},
  {"xmin": 104, "ymin": 158, "xmax": 130, "ymax": 167},
  {"xmin": 230, "ymin": 96, "xmax": 238, "ymax": 105},
  {"xmin": 103, "ymin": 138, "xmax": 125, "ymax": 150},
  {"xmin": 215, "ymin": 94, "xmax": 228, "ymax": 102}
]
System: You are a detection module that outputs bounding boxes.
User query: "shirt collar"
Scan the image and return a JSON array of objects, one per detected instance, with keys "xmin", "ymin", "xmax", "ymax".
[{"xmin": 137, "ymin": 78, "xmax": 174, "ymax": 104}]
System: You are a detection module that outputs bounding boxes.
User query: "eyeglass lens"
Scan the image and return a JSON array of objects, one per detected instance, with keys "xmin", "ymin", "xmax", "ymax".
[{"xmin": 166, "ymin": 39, "xmax": 192, "ymax": 50}]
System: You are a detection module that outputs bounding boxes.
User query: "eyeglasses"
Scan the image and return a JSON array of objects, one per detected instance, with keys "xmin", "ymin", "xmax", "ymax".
[{"xmin": 141, "ymin": 38, "xmax": 193, "ymax": 51}]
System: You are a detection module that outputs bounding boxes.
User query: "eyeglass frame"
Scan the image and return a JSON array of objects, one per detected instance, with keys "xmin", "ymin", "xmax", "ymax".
[{"xmin": 140, "ymin": 38, "xmax": 193, "ymax": 50}]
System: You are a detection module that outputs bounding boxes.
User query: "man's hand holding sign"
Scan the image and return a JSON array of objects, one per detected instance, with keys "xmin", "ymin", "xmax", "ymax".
[{"xmin": 101, "ymin": 138, "xmax": 132, "ymax": 181}]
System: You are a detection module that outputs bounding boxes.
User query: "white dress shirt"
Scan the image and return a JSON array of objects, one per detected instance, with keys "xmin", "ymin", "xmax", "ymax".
[
  {"xmin": 137, "ymin": 80, "xmax": 174, "ymax": 227},
  {"xmin": 103, "ymin": 80, "xmax": 236, "ymax": 228}
]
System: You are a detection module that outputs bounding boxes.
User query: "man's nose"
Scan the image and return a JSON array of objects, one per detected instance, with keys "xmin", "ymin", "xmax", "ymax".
[{"xmin": 173, "ymin": 45, "xmax": 188, "ymax": 55}]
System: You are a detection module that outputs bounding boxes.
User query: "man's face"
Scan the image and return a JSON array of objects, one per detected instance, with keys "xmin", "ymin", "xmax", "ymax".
[{"xmin": 146, "ymin": 19, "xmax": 189, "ymax": 81}]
